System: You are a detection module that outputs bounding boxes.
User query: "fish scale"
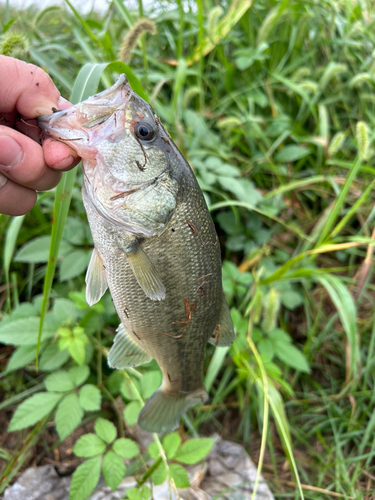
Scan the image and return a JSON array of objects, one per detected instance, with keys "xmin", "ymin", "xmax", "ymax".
[{"xmin": 38, "ymin": 74, "xmax": 234, "ymax": 433}]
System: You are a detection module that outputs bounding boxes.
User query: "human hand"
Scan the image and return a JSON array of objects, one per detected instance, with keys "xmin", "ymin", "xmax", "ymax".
[{"xmin": 0, "ymin": 55, "xmax": 80, "ymax": 216}]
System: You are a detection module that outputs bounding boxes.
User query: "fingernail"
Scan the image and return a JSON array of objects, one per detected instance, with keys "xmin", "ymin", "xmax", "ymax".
[
  {"xmin": 0, "ymin": 135, "xmax": 24, "ymax": 168},
  {"xmin": 51, "ymin": 155, "xmax": 74, "ymax": 169},
  {"xmin": 0, "ymin": 172, "xmax": 8, "ymax": 188}
]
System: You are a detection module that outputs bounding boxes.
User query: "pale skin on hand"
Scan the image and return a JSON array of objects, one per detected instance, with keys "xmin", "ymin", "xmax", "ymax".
[{"xmin": 0, "ymin": 55, "xmax": 80, "ymax": 216}]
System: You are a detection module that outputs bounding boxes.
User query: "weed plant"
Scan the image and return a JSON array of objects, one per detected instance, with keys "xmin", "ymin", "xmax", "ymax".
[{"xmin": 1, "ymin": 0, "xmax": 375, "ymax": 499}]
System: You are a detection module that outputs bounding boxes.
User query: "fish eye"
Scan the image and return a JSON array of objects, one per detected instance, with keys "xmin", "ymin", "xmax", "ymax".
[{"xmin": 134, "ymin": 121, "xmax": 156, "ymax": 141}]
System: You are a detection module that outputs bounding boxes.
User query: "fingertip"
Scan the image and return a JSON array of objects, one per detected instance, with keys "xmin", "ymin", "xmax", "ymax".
[{"xmin": 43, "ymin": 137, "xmax": 79, "ymax": 168}]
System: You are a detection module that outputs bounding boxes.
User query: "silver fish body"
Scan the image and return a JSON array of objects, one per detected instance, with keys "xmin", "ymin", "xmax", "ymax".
[{"xmin": 38, "ymin": 75, "xmax": 234, "ymax": 433}]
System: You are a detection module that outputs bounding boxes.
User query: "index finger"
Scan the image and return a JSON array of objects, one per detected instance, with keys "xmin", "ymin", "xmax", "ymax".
[{"xmin": 0, "ymin": 55, "xmax": 63, "ymax": 118}]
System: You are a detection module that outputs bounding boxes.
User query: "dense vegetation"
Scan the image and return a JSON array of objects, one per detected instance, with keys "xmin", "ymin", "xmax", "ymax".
[{"xmin": 1, "ymin": 0, "xmax": 375, "ymax": 498}]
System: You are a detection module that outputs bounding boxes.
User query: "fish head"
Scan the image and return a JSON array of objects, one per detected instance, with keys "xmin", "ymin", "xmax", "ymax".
[{"xmin": 37, "ymin": 74, "xmax": 170, "ymax": 190}]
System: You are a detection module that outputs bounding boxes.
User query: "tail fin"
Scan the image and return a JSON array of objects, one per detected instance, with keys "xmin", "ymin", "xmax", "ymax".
[{"xmin": 138, "ymin": 387, "xmax": 208, "ymax": 433}]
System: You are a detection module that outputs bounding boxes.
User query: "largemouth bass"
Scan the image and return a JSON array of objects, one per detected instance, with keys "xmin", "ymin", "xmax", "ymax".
[{"xmin": 38, "ymin": 75, "xmax": 234, "ymax": 433}]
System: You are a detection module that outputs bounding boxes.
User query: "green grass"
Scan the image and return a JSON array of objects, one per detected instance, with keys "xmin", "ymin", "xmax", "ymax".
[{"xmin": 1, "ymin": 0, "xmax": 375, "ymax": 498}]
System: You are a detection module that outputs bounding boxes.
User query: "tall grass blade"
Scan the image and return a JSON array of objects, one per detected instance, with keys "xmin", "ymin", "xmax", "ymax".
[
  {"xmin": 3, "ymin": 215, "xmax": 25, "ymax": 311},
  {"xmin": 317, "ymin": 275, "xmax": 359, "ymax": 382}
]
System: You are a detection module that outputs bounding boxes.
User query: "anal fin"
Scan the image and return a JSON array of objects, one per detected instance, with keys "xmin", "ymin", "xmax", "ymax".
[
  {"xmin": 208, "ymin": 292, "xmax": 234, "ymax": 347},
  {"xmin": 122, "ymin": 239, "xmax": 165, "ymax": 301},
  {"xmin": 85, "ymin": 248, "xmax": 108, "ymax": 306},
  {"xmin": 138, "ymin": 387, "xmax": 208, "ymax": 433},
  {"xmin": 108, "ymin": 323, "xmax": 152, "ymax": 369}
]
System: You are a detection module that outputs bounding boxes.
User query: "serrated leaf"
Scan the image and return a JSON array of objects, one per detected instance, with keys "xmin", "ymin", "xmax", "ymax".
[
  {"xmin": 148, "ymin": 441, "xmax": 160, "ymax": 460},
  {"xmin": 69, "ymin": 365, "xmax": 90, "ymax": 386},
  {"xmin": 174, "ymin": 438, "xmax": 215, "ymax": 464},
  {"xmin": 0, "ymin": 317, "xmax": 56, "ymax": 346},
  {"xmin": 69, "ymin": 455, "xmax": 101, "ymax": 500},
  {"xmin": 95, "ymin": 418, "xmax": 117, "ymax": 444},
  {"xmin": 170, "ymin": 464, "xmax": 190, "ymax": 488},
  {"xmin": 73, "ymin": 433, "xmax": 106, "ymax": 457},
  {"xmin": 102, "ymin": 451, "xmax": 126, "ymax": 491},
  {"xmin": 6, "ymin": 345, "xmax": 37, "ymax": 372},
  {"xmin": 79, "ymin": 385, "xmax": 101, "ymax": 411},
  {"xmin": 126, "ymin": 488, "xmax": 142, "ymax": 500},
  {"xmin": 274, "ymin": 342, "xmax": 310, "ymax": 373},
  {"xmin": 39, "ymin": 343, "xmax": 70, "ymax": 371},
  {"xmin": 141, "ymin": 370, "xmax": 162, "ymax": 399},
  {"xmin": 60, "ymin": 250, "xmax": 90, "ymax": 281},
  {"xmin": 45, "ymin": 371, "xmax": 75, "ymax": 392},
  {"xmin": 123, "ymin": 401, "xmax": 142, "ymax": 426},
  {"xmin": 113, "ymin": 438, "xmax": 140, "ymax": 459},
  {"xmin": 140, "ymin": 485, "xmax": 151, "ymax": 500},
  {"xmin": 151, "ymin": 462, "xmax": 167, "ymax": 486},
  {"xmin": 69, "ymin": 336, "xmax": 87, "ymax": 366},
  {"xmin": 56, "ymin": 393, "xmax": 84, "ymax": 441},
  {"xmin": 8, "ymin": 392, "xmax": 61, "ymax": 431},
  {"xmin": 120, "ymin": 377, "xmax": 141, "ymax": 401},
  {"xmin": 162, "ymin": 432, "xmax": 181, "ymax": 459}
]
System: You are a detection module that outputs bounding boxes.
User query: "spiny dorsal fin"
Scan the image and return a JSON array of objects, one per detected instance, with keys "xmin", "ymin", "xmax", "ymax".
[
  {"xmin": 122, "ymin": 239, "xmax": 165, "ymax": 301},
  {"xmin": 85, "ymin": 248, "xmax": 108, "ymax": 306},
  {"xmin": 108, "ymin": 323, "xmax": 152, "ymax": 369},
  {"xmin": 208, "ymin": 293, "xmax": 234, "ymax": 347}
]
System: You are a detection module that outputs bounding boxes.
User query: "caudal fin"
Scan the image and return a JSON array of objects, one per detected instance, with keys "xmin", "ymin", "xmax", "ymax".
[{"xmin": 138, "ymin": 387, "xmax": 208, "ymax": 433}]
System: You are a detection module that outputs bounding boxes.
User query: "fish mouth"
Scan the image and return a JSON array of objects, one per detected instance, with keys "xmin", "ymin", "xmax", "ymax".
[{"xmin": 37, "ymin": 74, "xmax": 133, "ymax": 145}]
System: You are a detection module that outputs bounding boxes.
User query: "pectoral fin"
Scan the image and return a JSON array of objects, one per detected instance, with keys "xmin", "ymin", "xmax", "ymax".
[
  {"xmin": 85, "ymin": 248, "xmax": 108, "ymax": 306},
  {"xmin": 122, "ymin": 239, "xmax": 166, "ymax": 301},
  {"xmin": 208, "ymin": 293, "xmax": 234, "ymax": 347},
  {"xmin": 108, "ymin": 323, "xmax": 152, "ymax": 369}
]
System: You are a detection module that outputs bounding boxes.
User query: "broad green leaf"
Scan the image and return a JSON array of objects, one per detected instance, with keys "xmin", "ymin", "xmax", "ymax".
[
  {"xmin": 280, "ymin": 290, "xmax": 304, "ymax": 310},
  {"xmin": 170, "ymin": 464, "xmax": 190, "ymax": 488},
  {"xmin": 148, "ymin": 441, "xmax": 160, "ymax": 460},
  {"xmin": 53, "ymin": 298, "xmax": 79, "ymax": 325},
  {"xmin": 44, "ymin": 371, "xmax": 75, "ymax": 392},
  {"xmin": 69, "ymin": 455, "xmax": 101, "ymax": 500},
  {"xmin": 120, "ymin": 377, "xmax": 141, "ymax": 401},
  {"xmin": 69, "ymin": 365, "xmax": 90, "ymax": 387},
  {"xmin": 123, "ymin": 401, "xmax": 142, "ymax": 426},
  {"xmin": 162, "ymin": 432, "xmax": 181, "ymax": 460},
  {"xmin": 113, "ymin": 438, "xmax": 140, "ymax": 459},
  {"xmin": 151, "ymin": 462, "xmax": 167, "ymax": 486},
  {"xmin": 140, "ymin": 485, "xmax": 151, "ymax": 500},
  {"xmin": 274, "ymin": 342, "xmax": 310, "ymax": 373},
  {"xmin": 60, "ymin": 250, "xmax": 90, "ymax": 281},
  {"xmin": 55, "ymin": 393, "xmax": 84, "ymax": 441},
  {"xmin": 126, "ymin": 488, "xmax": 142, "ymax": 500},
  {"xmin": 174, "ymin": 438, "xmax": 215, "ymax": 464},
  {"xmin": 10, "ymin": 303, "xmax": 37, "ymax": 320},
  {"xmin": 6, "ymin": 345, "xmax": 37, "ymax": 372},
  {"xmin": 102, "ymin": 451, "xmax": 125, "ymax": 491},
  {"xmin": 79, "ymin": 385, "xmax": 102, "ymax": 411},
  {"xmin": 95, "ymin": 418, "xmax": 117, "ymax": 444},
  {"xmin": 39, "ymin": 343, "xmax": 70, "ymax": 371},
  {"xmin": 141, "ymin": 370, "xmax": 162, "ymax": 399},
  {"xmin": 14, "ymin": 236, "xmax": 71, "ymax": 263},
  {"xmin": 8, "ymin": 392, "xmax": 61, "ymax": 431},
  {"xmin": 0, "ymin": 317, "xmax": 56, "ymax": 346},
  {"xmin": 73, "ymin": 433, "xmax": 106, "ymax": 457},
  {"xmin": 68, "ymin": 336, "xmax": 88, "ymax": 366},
  {"xmin": 274, "ymin": 145, "xmax": 311, "ymax": 163}
]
